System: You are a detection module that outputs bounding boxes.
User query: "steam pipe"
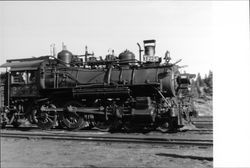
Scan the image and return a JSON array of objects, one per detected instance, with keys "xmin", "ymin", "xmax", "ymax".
[
  {"xmin": 137, "ymin": 43, "xmax": 143, "ymax": 62},
  {"xmin": 7, "ymin": 70, "xmax": 10, "ymax": 107}
]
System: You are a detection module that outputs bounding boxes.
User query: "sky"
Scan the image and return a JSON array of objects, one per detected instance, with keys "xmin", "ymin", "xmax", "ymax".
[{"xmin": 0, "ymin": 1, "xmax": 213, "ymax": 77}]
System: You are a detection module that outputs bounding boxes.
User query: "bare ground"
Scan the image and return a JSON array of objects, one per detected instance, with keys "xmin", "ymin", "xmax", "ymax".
[
  {"xmin": 1, "ymin": 137, "xmax": 212, "ymax": 168},
  {"xmin": 194, "ymin": 98, "xmax": 213, "ymax": 116}
]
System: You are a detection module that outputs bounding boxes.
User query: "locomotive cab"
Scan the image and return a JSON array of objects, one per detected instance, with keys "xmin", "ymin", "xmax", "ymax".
[
  {"xmin": 0, "ymin": 59, "xmax": 44, "ymax": 98},
  {"xmin": 0, "ymin": 58, "xmax": 46, "ymax": 128},
  {"xmin": 10, "ymin": 70, "xmax": 39, "ymax": 97}
]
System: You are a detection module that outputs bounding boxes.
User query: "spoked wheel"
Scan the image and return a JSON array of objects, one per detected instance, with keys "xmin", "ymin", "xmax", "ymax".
[
  {"xmin": 157, "ymin": 116, "xmax": 179, "ymax": 133},
  {"xmin": 0, "ymin": 122, "xmax": 7, "ymax": 129},
  {"xmin": 12, "ymin": 120, "xmax": 22, "ymax": 128},
  {"xmin": 161, "ymin": 117, "xmax": 179, "ymax": 133},
  {"xmin": 83, "ymin": 114, "xmax": 95, "ymax": 129},
  {"xmin": 94, "ymin": 119, "xmax": 113, "ymax": 132},
  {"xmin": 158, "ymin": 122, "xmax": 169, "ymax": 133},
  {"xmin": 32, "ymin": 103, "xmax": 57, "ymax": 130},
  {"xmin": 0, "ymin": 112, "xmax": 6, "ymax": 128},
  {"xmin": 59, "ymin": 101, "xmax": 85, "ymax": 131},
  {"xmin": 94, "ymin": 115, "xmax": 121, "ymax": 132},
  {"xmin": 93, "ymin": 105, "xmax": 122, "ymax": 132},
  {"xmin": 0, "ymin": 116, "xmax": 7, "ymax": 129},
  {"xmin": 10, "ymin": 111, "xmax": 22, "ymax": 128},
  {"xmin": 24, "ymin": 103, "xmax": 36, "ymax": 124}
]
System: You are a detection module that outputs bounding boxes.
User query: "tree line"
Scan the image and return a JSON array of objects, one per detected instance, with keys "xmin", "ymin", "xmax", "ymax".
[{"xmin": 190, "ymin": 70, "xmax": 213, "ymax": 99}]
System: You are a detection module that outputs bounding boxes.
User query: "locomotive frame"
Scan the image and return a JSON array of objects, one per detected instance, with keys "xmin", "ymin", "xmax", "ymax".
[{"xmin": 0, "ymin": 40, "xmax": 196, "ymax": 132}]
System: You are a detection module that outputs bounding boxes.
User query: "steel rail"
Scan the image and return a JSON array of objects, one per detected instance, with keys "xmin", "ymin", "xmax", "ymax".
[
  {"xmin": 193, "ymin": 123, "xmax": 213, "ymax": 127},
  {"xmin": 1, "ymin": 126, "xmax": 213, "ymax": 134},
  {"xmin": 187, "ymin": 128, "xmax": 212, "ymax": 131},
  {"xmin": 0, "ymin": 132, "xmax": 213, "ymax": 147},
  {"xmin": 186, "ymin": 129, "xmax": 213, "ymax": 133},
  {"xmin": 193, "ymin": 121, "xmax": 213, "ymax": 123}
]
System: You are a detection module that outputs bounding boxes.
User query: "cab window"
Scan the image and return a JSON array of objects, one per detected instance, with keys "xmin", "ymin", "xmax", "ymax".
[
  {"xmin": 11, "ymin": 71, "xmax": 36, "ymax": 84},
  {"xmin": 11, "ymin": 71, "xmax": 26, "ymax": 84},
  {"xmin": 27, "ymin": 71, "xmax": 36, "ymax": 83}
]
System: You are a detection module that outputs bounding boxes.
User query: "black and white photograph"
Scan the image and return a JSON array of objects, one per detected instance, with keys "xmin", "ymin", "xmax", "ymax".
[{"xmin": 0, "ymin": 1, "xmax": 249, "ymax": 168}]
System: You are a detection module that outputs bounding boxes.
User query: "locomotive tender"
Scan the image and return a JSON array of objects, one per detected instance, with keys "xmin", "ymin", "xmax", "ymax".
[{"xmin": 0, "ymin": 40, "xmax": 195, "ymax": 132}]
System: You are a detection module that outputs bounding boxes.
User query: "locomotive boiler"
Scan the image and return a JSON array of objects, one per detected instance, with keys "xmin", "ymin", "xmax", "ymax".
[{"xmin": 0, "ymin": 40, "xmax": 196, "ymax": 132}]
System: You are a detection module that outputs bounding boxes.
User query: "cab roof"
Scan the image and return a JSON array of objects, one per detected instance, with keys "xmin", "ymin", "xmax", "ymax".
[{"xmin": 0, "ymin": 59, "xmax": 44, "ymax": 71}]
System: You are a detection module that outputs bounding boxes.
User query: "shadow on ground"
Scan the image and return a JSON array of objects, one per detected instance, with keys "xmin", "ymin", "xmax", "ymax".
[{"xmin": 155, "ymin": 153, "xmax": 213, "ymax": 161}]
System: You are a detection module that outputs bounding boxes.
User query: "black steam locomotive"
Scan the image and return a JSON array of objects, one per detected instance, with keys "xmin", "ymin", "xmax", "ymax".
[{"xmin": 0, "ymin": 40, "xmax": 196, "ymax": 132}]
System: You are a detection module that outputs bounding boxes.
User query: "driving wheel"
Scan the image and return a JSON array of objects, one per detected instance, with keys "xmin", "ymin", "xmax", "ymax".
[{"xmin": 59, "ymin": 101, "xmax": 85, "ymax": 130}]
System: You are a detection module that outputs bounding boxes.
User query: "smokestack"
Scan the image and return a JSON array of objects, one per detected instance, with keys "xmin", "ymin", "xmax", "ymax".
[{"xmin": 143, "ymin": 40, "xmax": 156, "ymax": 57}]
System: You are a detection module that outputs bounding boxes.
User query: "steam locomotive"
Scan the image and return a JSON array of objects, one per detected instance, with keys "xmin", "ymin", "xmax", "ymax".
[{"xmin": 0, "ymin": 40, "xmax": 196, "ymax": 132}]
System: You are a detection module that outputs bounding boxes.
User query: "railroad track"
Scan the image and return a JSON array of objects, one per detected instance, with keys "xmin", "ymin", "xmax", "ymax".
[
  {"xmin": 192, "ymin": 116, "xmax": 213, "ymax": 129},
  {"xmin": 2, "ymin": 126, "xmax": 213, "ymax": 133},
  {"xmin": 0, "ymin": 131, "xmax": 213, "ymax": 147},
  {"xmin": 187, "ymin": 129, "xmax": 213, "ymax": 134},
  {"xmin": 192, "ymin": 116, "xmax": 213, "ymax": 123},
  {"xmin": 193, "ymin": 122, "xmax": 213, "ymax": 129}
]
